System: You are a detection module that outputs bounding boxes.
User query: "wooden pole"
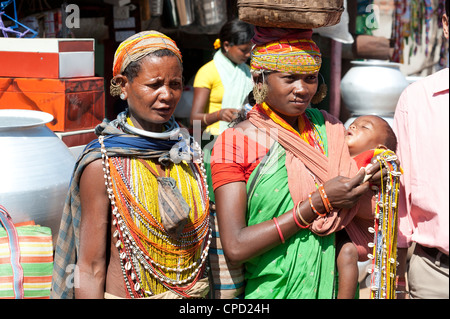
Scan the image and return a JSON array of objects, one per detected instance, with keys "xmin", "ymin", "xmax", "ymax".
[{"xmin": 329, "ymin": 39, "xmax": 342, "ymax": 119}]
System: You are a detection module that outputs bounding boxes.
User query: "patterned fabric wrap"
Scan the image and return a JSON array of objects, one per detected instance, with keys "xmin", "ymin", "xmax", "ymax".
[
  {"xmin": 0, "ymin": 206, "xmax": 53, "ymax": 299},
  {"xmin": 250, "ymin": 28, "xmax": 322, "ymax": 74},
  {"xmin": 113, "ymin": 30, "xmax": 182, "ymax": 76}
]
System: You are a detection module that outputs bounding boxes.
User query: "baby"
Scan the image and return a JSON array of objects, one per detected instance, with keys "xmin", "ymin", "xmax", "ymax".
[
  {"xmin": 337, "ymin": 115, "xmax": 398, "ymax": 299},
  {"xmin": 345, "ymin": 115, "xmax": 397, "ymax": 159}
]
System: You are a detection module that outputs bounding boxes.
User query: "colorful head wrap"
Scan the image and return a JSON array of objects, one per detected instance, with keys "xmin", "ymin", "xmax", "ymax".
[
  {"xmin": 250, "ymin": 27, "xmax": 322, "ymax": 74},
  {"xmin": 112, "ymin": 30, "xmax": 182, "ymax": 77}
]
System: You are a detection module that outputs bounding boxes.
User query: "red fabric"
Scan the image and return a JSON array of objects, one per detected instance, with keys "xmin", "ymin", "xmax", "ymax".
[
  {"xmin": 211, "ymin": 129, "xmax": 269, "ymax": 191},
  {"xmin": 353, "ymin": 149, "xmax": 376, "ymax": 169}
]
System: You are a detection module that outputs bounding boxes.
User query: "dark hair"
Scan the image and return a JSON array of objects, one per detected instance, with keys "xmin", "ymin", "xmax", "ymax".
[
  {"xmin": 446, "ymin": 0, "xmax": 449, "ymax": 17},
  {"xmin": 219, "ymin": 19, "xmax": 254, "ymax": 50},
  {"xmin": 122, "ymin": 49, "xmax": 181, "ymax": 82},
  {"xmin": 379, "ymin": 118, "xmax": 398, "ymax": 152}
]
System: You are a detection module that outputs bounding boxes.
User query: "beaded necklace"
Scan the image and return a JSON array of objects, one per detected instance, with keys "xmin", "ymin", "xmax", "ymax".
[
  {"xmin": 367, "ymin": 150, "xmax": 402, "ymax": 299},
  {"xmin": 258, "ymin": 102, "xmax": 325, "ymax": 154},
  {"xmin": 99, "ymin": 133, "xmax": 211, "ymax": 298}
]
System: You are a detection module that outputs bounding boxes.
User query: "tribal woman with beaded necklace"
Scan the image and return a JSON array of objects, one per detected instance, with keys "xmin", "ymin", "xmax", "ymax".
[
  {"xmin": 51, "ymin": 31, "xmax": 211, "ymax": 299},
  {"xmin": 210, "ymin": 27, "xmax": 397, "ymax": 299}
]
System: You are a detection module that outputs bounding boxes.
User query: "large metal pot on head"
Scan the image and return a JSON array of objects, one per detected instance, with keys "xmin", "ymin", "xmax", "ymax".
[{"xmin": 0, "ymin": 109, "xmax": 76, "ymax": 244}]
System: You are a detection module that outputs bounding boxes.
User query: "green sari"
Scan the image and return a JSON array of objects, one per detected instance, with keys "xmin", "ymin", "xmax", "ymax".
[
  {"xmin": 245, "ymin": 142, "xmax": 336, "ymax": 299},
  {"xmin": 244, "ymin": 108, "xmax": 337, "ymax": 299}
]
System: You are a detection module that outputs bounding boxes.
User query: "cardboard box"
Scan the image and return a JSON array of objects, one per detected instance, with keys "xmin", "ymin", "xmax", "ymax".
[
  {"xmin": 0, "ymin": 77, "xmax": 105, "ymax": 132},
  {"xmin": 0, "ymin": 38, "xmax": 95, "ymax": 78}
]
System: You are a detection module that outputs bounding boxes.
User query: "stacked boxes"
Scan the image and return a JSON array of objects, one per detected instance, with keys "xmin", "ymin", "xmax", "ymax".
[{"xmin": 0, "ymin": 38, "xmax": 104, "ymax": 148}]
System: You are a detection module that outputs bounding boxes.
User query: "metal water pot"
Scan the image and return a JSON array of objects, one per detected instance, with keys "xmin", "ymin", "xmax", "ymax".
[
  {"xmin": 176, "ymin": 0, "xmax": 194, "ymax": 26},
  {"xmin": 341, "ymin": 60, "xmax": 409, "ymax": 117},
  {"xmin": 195, "ymin": 0, "xmax": 226, "ymax": 26},
  {"xmin": 0, "ymin": 109, "xmax": 76, "ymax": 244},
  {"xmin": 150, "ymin": 0, "xmax": 164, "ymax": 16}
]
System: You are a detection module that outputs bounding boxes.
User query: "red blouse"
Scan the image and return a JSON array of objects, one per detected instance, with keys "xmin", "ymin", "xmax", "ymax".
[{"xmin": 210, "ymin": 129, "xmax": 269, "ymax": 191}]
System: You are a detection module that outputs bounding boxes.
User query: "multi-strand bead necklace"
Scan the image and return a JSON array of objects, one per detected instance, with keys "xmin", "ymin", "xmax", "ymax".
[
  {"xmin": 367, "ymin": 150, "xmax": 402, "ymax": 299},
  {"xmin": 99, "ymin": 135, "xmax": 211, "ymax": 298}
]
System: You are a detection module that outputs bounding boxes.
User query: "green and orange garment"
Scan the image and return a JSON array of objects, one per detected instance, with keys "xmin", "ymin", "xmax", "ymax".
[
  {"xmin": 209, "ymin": 27, "xmax": 376, "ymax": 299},
  {"xmin": 210, "ymin": 104, "xmax": 376, "ymax": 298}
]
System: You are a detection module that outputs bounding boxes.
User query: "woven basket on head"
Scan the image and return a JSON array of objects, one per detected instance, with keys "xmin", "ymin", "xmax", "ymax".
[{"xmin": 238, "ymin": 0, "xmax": 344, "ymax": 29}]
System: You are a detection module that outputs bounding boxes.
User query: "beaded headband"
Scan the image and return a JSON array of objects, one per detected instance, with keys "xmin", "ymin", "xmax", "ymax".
[
  {"xmin": 112, "ymin": 30, "xmax": 182, "ymax": 77},
  {"xmin": 251, "ymin": 38, "xmax": 322, "ymax": 74}
]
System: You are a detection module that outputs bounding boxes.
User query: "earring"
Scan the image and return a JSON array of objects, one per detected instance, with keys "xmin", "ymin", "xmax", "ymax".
[
  {"xmin": 120, "ymin": 93, "xmax": 126, "ymax": 100},
  {"xmin": 110, "ymin": 78, "xmax": 122, "ymax": 97},
  {"xmin": 253, "ymin": 83, "xmax": 268, "ymax": 105},
  {"xmin": 311, "ymin": 74, "xmax": 327, "ymax": 105}
]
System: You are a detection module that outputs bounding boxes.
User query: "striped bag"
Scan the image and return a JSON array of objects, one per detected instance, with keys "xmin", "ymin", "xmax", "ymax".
[
  {"xmin": 0, "ymin": 205, "xmax": 53, "ymax": 299},
  {"xmin": 209, "ymin": 211, "xmax": 245, "ymax": 299}
]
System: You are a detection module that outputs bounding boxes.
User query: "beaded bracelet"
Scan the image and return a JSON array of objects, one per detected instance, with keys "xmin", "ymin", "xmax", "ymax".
[
  {"xmin": 273, "ymin": 217, "xmax": 285, "ymax": 244},
  {"xmin": 308, "ymin": 192, "xmax": 325, "ymax": 217},
  {"xmin": 318, "ymin": 184, "xmax": 333, "ymax": 213},
  {"xmin": 293, "ymin": 201, "xmax": 310, "ymax": 229}
]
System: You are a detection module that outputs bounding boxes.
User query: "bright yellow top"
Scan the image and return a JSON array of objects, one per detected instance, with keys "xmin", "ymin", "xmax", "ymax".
[{"xmin": 193, "ymin": 60, "xmax": 224, "ymax": 136}]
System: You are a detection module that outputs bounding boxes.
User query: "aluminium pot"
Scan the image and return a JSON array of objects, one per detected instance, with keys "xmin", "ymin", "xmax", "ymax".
[
  {"xmin": 195, "ymin": 0, "xmax": 227, "ymax": 27},
  {"xmin": 0, "ymin": 109, "xmax": 76, "ymax": 244},
  {"xmin": 341, "ymin": 60, "xmax": 409, "ymax": 117}
]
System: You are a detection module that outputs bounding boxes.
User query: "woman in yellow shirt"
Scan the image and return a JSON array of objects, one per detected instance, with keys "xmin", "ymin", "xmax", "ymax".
[
  {"xmin": 190, "ymin": 19, "xmax": 253, "ymax": 138},
  {"xmin": 190, "ymin": 19, "xmax": 254, "ymax": 201}
]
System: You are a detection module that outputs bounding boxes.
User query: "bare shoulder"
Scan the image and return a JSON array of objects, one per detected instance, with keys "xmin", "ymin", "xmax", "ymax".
[
  {"xmin": 79, "ymin": 158, "xmax": 109, "ymax": 201},
  {"xmin": 81, "ymin": 158, "xmax": 104, "ymax": 182},
  {"xmin": 78, "ymin": 158, "xmax": 110, "ymax": 230}
]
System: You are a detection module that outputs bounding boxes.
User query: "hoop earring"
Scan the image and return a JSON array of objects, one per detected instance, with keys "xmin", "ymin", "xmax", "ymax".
[{"xmin": 311, "ymin": 73, "xmax": 327, "ymax": 105}]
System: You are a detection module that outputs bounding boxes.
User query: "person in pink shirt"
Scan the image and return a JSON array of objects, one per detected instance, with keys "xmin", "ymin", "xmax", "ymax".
[{"xmin": 394, "ymin": 0, "xmax": 449, "ymax": 299}]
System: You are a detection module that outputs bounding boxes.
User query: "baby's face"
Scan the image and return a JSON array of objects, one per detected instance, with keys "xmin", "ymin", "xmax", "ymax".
[{"xmin": 345, "ymin": 115, "xmax": 387, "ymax": 157}]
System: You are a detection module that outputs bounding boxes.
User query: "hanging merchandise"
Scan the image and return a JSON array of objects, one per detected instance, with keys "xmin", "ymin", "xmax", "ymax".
[
  {"xmin": 437, "ymin": 0, "xmax": 449, "ymax": 67},
  {"xmin": 367, "ymin": 150, "xmax": 402, "ymax": 299},
  {"xmin": 392, "ymin": 0, "xmax": 446, "ymax": 64}
]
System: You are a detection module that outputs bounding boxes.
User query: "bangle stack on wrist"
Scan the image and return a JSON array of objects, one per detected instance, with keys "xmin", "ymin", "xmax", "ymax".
[
  {"xmin": 308, "ymin": 192, "xmax": 326, "ymax": 217},
  {"xmin": 318, "ymin": 184, "xmax": 333, "ymax": 213},
  {"xmin": 293, "ymin": 200, "xmax": 311, "ymax": 229}
]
